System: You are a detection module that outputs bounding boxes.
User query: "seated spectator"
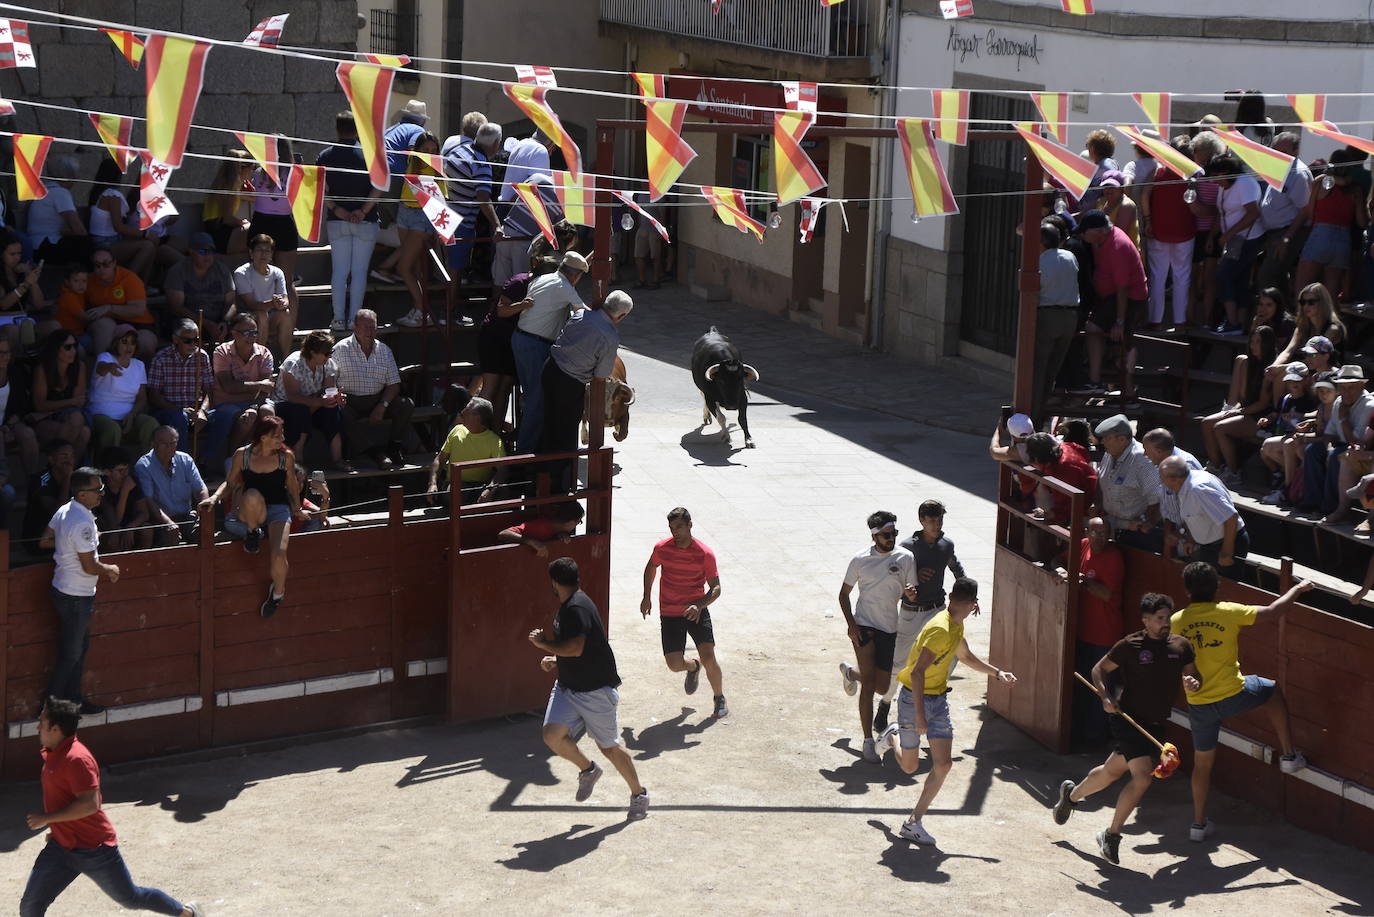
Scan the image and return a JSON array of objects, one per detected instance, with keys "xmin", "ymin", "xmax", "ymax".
[
  {"xmin": 1282, "ymin": 371, "xmax": 1338, "ymax": 507},
  {"xmin": 233, "ymin": 234, "xmax": 291, "ymax": 358},
  {"xmin": 1302, "ymin": 365, "xmax": 1373, "ymax": 518},
  {"xmin": 0, "ymin": 230, "xmax": 45, "ymax": 348},
  {"xmin": 1258, "ymin": 364, "xmax": 1316, "ymax": 504},
  {"xmin": 87, "ymin": 158, "xmax": 156, "ymax": 282},
  {"xmin": 147, "ymin": 319, "xmax": 212, "ymax": 445},
  {"xmin": 0, "ymin": 334, "xmax": 39, "ymax": 472},
  {"xmin": 163, "ymin": 233, "xmax": 235, "ymax": 343},
  {"xmin": 1348, "ymin": 478, "xmax": 1374, "ymax": 595},
  {"xmin": 1200, "ymin": 325, "xmax": 1277, "ymax": 486},
  {"xmin": 26, "ymin": 330, "xmax": 90, "ymax": 459},
  {"xmin": 22, "ymin": 439, "xmax": 74, "ymax": 544},
  {"xmin": 85, "ymin": 247, "xmax": 158, "ymax": 359},
  {"xmin": 272, "ymin": 330, "xmax": 349, "ymax": 472},
  {"xmin": 89, "ymin": 324, "xmax": 159, "ymax": 457},
  {"xmin": 1269, "ymin": 282, "xmax": 1345, "ymax": 391},
  {"xmin": 497, "ymin": 499, "xmax": 585, "ymax": 556},
  {"xmin": 95, "ymin": 446, "xmax": 151, "ymax": 552},
  {"xmin": 333, "ymin": 309, "xmax": 412, "ymax": 469},
  {"xmin": 52, "ymin": 263, "xmax": 90, "ymax": 341},
  {"xmin": 294, "ymin": 464, "xmax": 330, "ymax": 533},
  {"xmin": 1092, "ymin": 414, "xmax": 1161, "ymax": 552},
  {"xmin": 1159, "ymin": 456, "xmax": 1250, "ymax": 580},
  {"xmin": 27, "ymin": 155, "xmax": 92, "ymax": 266},
  {"xmin": 135, "ymin": 425, "xmax": 209, "ymax": 545},
  {"xmin": 199, "ymin": 414, "xmax": 304, "ymax": 618},
  {"xmin": 428, "ymin": 396, "xmax": 505, "ymax": 505},
  {"xmin": 1024, "ymin": 431, "xmax": 1099, "ymax": 527},
  {"xmin": 204, "ymin": 313, "xmax": 275, "ymax": 469},
  {"xmin": 1249, "ymin": 287, "xmax": 1294, "ymax": 341},
  {"xmin": 200, "ymin": 150, "xmax": 253, "ymax": 255}
]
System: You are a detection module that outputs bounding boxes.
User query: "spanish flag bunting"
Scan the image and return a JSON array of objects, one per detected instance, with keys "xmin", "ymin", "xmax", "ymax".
[
  {"xmin": 1213, "ymin": 127, "xmax": 1294, "ymax": 190},
  {"xmin": 612, "ymin": 190, "xmax": 670, "ymax": 243},
  {"xmin": 773, "ymin": 111, "xmax": 826, "ymax": 205},
  {"xmin": 1131, "ymin": 93, "xmax": 1170, "ymax": 135},
  {"xmin": 1060, "ymin": 0, "xmax": 1093, "ymax": 13},
  {"xmin": 243, "ymin": 14, "xmax": 289, "ymax": 48},
  {"xmin": 503, "ymin": 82, "xmax": 583, "ymax": 180},
  {"xmin": 12, "ymin": 134, "xmax": 52, "ymax": 200},
  {"xmin": 632, "ymin": 72, "xmax": 696, "ymax": 201},
  {"xmin": 403, "ymin": 174, "xmax": 463, "ymax": 243},
  {"xmin": 102, "ymin": 29, "xmax": 144, "ymax": 68},
  {"xmin": 0, "ymin": 98, "xmax": 14, "ymax": 116},
  {"xmin": 88, "ymin": 113, "xmax": 135, "ymax": 171},
  {"xmin": 701, "ymin": 185, "xmax": 766, "ymax": 242},
  {"xmin": 407, "ymin": 150, "xmax": 446, "ymax": 176},
  {"xmin": 1114, "ymin": 125, "xmax": 1198, "ymax": 179},
  {"xmin": 1014, "ymin": 122, "xmax": 1098, "ymax": 200},
  {"xmin": 363, "ymin": 54, "xmax": 410, "ymax": 67},
  {"xmin": 1302, "ymin": 120, "xmax": 1374, "ymax": 159},
  {"xmin": 234, "ymin": 132, "xmax": 280, "ymax": 188},
  {"xmin": 931, "ymin": 89, "xmax": 969, "ymax": 145},
  {"xmin": 822, "ymin": 0, "xmax": 847, "ymax": 7},
  {"xmin": 0, "ymin": 20, "xmax": 35, "ymax": 69},
  {"xmin": 782, "ymin": 81, "xmax": 818, "ymax": 113},
  {"xmin": 137, "ymin": 152, "xmax": 177, "ymax": 229},
  {"xmin": 144, "ymin": 35, "xmax": 211, "ymax": 168},
  {"xmin": 896, "ymin": 119, "xmax": 958, "ymax": 218},
  {"xmin": 337, "ymin": 61, "xmax": 398, "ymax": 190},
  {"xmin": 515, "ymin": 65, "xmax": 557, "ymax": 88},
  {"xmin": 1031, "ymin": 93, "xmax": 1069, "ymax": 145},
  {"xmin": 1289, "ymin": 95, "xmax": 1326, "ymax": 125},
  {"xmin": 514, "ymin": 182, "xmax": 558, "ymax": 245},
  {"xmin": 552, "ymin": 170, "xmax": 592, "ymax": 227},
  {"xmin": 286, "ymin": 163, "xmax": 326, "ymax": 243}
]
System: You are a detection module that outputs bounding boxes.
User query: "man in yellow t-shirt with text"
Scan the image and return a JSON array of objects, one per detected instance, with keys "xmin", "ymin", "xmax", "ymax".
[{"xmin": 1172, "ymin": 561, "xmax": 1313, "ymax": 843}]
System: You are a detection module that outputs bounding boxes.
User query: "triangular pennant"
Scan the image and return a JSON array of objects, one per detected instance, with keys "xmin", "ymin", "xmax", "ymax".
[
  {"xmin": 0, "ymin": 20, "xmax": 35, "ymax": 69},
  {"xmin": 798, "ymin": 197, "xmax": 825, "ymax": 243},
  {"xmin": 701, "ymin": 186, "xmax": 766, "ymax": 242},
  {"xmin": 940, "ymin": 0, "xmax": 974, "ymax": 17},
  {"xmin": 821, "ymin": 0, "xmax": 846, "ymax": 5},
  {"xmin": 1114, "ymin": 125, "xmax": 1198, "ymax": 179},
  {"xmin": 611, "ymin": 190, "xmax": 670, "ymax": 243},
  {"xmin": 403, "ymin": 174, "xmax": 463, "ymax": 243},
  {"xmin": 144, "ymin": 35, "xmax": 211, "ymax": 167},
  {"xmin": 515, "ymin": 65, "xmax": 557, "ymax": 88},
  {"xmin": 234, "ymin": 132, "xmax": 281, "ymax": 188},
  {"xmin": 552, "ymin": 170, "xmax": 592, "ymax": 227},
  {"xmin": 1131, "ymin": 93, "xmax": 1170, "ymax": 136},
  {"xmin": 513, "ymin": 182, "xmax": 558, "ymax": 245},
  {"xmin": 407, "ymin": 150, "xmax": 446, "ymax": 175},
  {"xmin": 1014, "ymin": 122, "xmax": 1099, "ymax": 200},
  {"xmin": 931, "ymin": 89, "xmax": 969, "ymax": 145},
  {"xmin": 1061, "ymin": 0, "xmax": 1093, "ymax": 12},
  {"xmin": 12, "ymin": 134, "xmax": 52, "ymax": 200},
  {"xmin": 782, "ymin": 81, "xmax": 818, "ymax": 113},
  {"xmin": 896, "ymin": 119, "xmax": 958, "ymax": 218},
  {"xmin": 243, "ymin": 14, "xmax": 289, "ymax": 48},
  {"xmin": 632, "ymin": 73, "xmax": 697, "ymax": 202},
  {"xmin": 0, "ymin": 98, "xmax": 14, "ymax": 116},
  {"xmin": 773, "ymin": 111, "xmax": 827, "ymax": 205},
  {"xmin": 363, "ymin": 54, "xmax": 410, "ymax": 67},
  {"xmin": 102, "ymin": 29, "xmax": 144, "ymax": 68},
  {"xmin": 286, "ymin": 163, "xmax": 325, "ymax": 243},
  {"xmin": 502, "ymin": 83, "xmax": 582, "ymax": 180},
  {"xmin": 1288, "ymin": 95, "xmax": 1326, "ymax": 125},
  {"xmin": 88, "ymin": 113, "xmax": 135, "ymax": 172},
  {"xmin": 1213, "ymin": 127, "xmax": 1294, "ymax": 190},
  {"xmin": 1031, "ymin": 93, "xmax": 1069, "ymax": 145},
  {"xmin": 337, "ymin": 62, "xmax": 397, "ymax": 190},
  {"xmin": 138, "ymin": 152, "xmax": 177, "ymax": 229},
  {"xmin": 1303, "ymin": 120, "xmax": 1374, "ymax": 159}
]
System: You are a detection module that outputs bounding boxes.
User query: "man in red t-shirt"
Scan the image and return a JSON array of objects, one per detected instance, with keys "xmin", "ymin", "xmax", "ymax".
[
  {"xmin": 640, "ymin": 506, "xmax": 727, "ymax": 719},
  {"xmin": 1141, "ymin": 145, "xmax": 1198, "ymax": 327},
  {"xmin": 1055, "ymin": 517, "xmax": 1126, "ymax": 747},
  {"xmin": 498, "ymin": 500, "xmax": 584, "ymax": 557},
  {"xmin": 21, "ymin": 697, "xmax": 203, "ymax": 915},
  {"xmin": 1079, "ymin": 210, "xmax": 1149, "ymax": 396}
]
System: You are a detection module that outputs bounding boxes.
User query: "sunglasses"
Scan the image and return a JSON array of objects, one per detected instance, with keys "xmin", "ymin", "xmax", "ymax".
[
  {"xmin": 234, "ymin": 327, "xmax": 260, "ymax": 336},
  {"xmin": 1299, "ymin": 298, "xmax": 1322, "ymax": 305},
  {"xmin": 875, "ymin": 529, "xmax": 898, "ymax": 538}
]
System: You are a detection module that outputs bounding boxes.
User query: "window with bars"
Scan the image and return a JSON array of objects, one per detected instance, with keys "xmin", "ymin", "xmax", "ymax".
[{"xmin": 370, "ymin": 9, "xmax": 418, "ymax": 58}]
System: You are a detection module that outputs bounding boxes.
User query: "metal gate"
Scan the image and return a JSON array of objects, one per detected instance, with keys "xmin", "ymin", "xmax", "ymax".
[{"xmin": 960, "ymin": 94, "xmax": 1036, "ymax": 355}]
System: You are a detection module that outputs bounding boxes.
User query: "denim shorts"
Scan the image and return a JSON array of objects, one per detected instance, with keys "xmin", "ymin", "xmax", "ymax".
[
  {"xmin": 544, "ymin": 683, "xmax": 620, "ymax": 749},
  {"xmin": 224, "ymin": 503, "xmax": 293, "ymax": 537},
  {"xmin": 396, "ymin": 204, "xmax": 433, "ymax": 233},
  {"xmin": 1301, "ymin": 223, "xmax": 1352, "ymax": 269},
  {"xmin": 897, "ymin": 685, "xmax": 954, "ymax": 746},
  {"xmin": 1187, "ymin": 673, "xmax": 1275, "ymax": 752}
]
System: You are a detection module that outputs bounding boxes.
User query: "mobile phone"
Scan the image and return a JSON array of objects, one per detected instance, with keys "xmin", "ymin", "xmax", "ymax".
[{"xmin": 310, "ymin": 470, "xmax": 325, "ymax": 485}]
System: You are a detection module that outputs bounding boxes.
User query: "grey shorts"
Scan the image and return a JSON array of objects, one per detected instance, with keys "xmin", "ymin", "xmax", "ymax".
[
  {"xmin": 897, "ymin": 685, "xmax": 954, "ymax": 745},
  {"xmin": 544, "ymin": 683, "xmax": 620, "ymax": 749},
  {"xmin": 1187, "ymin": 674, "xmax": 1275, "ymax": 753}
]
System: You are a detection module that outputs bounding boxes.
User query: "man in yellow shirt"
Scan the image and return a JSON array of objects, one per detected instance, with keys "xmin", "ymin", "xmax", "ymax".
[
  {"xmin": 1172, "ymin": 561, "xmax": 1313, "ymax": 842},
  {"xmin": 880, "ymin": 576, "xmax": 1017, "ymax": 846},
  {"xmin": 426, "ymin": 397, "xmax": 505, "ymax": 505}
]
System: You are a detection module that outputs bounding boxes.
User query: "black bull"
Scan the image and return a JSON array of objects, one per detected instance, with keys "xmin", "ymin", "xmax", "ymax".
[{"xmin": 690, "ymin": 327, "xmax": 759, "ymax": 448}]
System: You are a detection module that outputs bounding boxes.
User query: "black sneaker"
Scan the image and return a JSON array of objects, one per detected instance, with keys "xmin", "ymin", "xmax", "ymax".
[
  {"xmin": 243, "ymin": 527, "xmax": 262, "ymax": 555},
  {"xmin": 684, "ymin": 660, "xmax": 701, "ymax": 695},
  {"xmin": 1053, "ymin": 779, "xmax": 1077, "ymax": 824},
  {"xmin": 260, "ymin": 585, "xmax": 283, "ymax": 619},
  {"xmin": 1097, "ymin": 829, "xmax": 1122, "ymax": 865},
  {"xmin": 387, "ymin": 441, "xmax": 407, "ymax": 467},
  {"xmin": 874, "ymin": 699, "xmax": 891, "ymax": 733},
  {"xmin": 712, "ymin": 695, "xmax": 729, "ymax": 718},
  {"xmin": 79, "ymin": 700, "xmax": 106, "ymax": 715}
]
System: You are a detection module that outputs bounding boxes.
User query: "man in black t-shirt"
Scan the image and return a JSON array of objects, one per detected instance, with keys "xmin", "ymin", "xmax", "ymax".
[
  {"xmin": 529, "ymin": 557, "xmax": 649, "ymax": 821},
  {"xmin": 1051, "ymin": 592, "xmax": 1202, "ymax": 865}
]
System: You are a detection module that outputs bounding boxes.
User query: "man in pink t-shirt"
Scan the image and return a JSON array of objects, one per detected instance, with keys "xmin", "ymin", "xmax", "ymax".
[
  {"xmin": 1080, "ymin": 210, "xmax": 1149, "ymax": 398},
  {"xmin": 641, "ymin": 506, "xmax": 727, "ymax": 718}
]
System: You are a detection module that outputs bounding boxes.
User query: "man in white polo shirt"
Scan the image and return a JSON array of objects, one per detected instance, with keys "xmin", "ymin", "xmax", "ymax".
[
  {"xmin": 1159, "ymin": 456, "xmax": 1249, "ymax": 581},
  {"xmin": 38, "ymin": 467, "xmax": 121, "ymax": 714},
  {"xmin": 511, "ymin": 250, "xmax": 587, "ymax": 455}
]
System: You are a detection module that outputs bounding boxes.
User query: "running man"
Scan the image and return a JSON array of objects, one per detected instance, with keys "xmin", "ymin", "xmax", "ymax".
[
  {"xmin": 1052, "ymin": 593, "xmax": 1203, "ymax": 865},
  {"xmin": 838, "ymin": 511, "xmax": 918, "ymax": 762},
  {"xmin": 529, "ymin": 557, "xmax": 649, "ymax": 821},
  {"xmin": 1172, "ymin": 562, "xmax": 1312, "ymax": 841},
  {"xmin": 640, "ymin": 507, "xmax": 728, "ymax": 719},
  {"xmin": 20, "ymin": 698, "xmax": 204, "ymax": 916},
  {"xmin": 882, "ymin": 576, "xmax": 1017, "ymax": 845}
]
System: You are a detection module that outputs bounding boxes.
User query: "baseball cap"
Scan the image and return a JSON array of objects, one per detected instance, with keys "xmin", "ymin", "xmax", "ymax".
[
  {"xmin": 1098, "ymin": 170, "xmax": 1127, "ymax": 188},
  {"xmin": 1007, "ymin": 413, "xmax": 1035, "ymax": 438},
  {"xmin": 1313, "ymin": 371, "xmax": 1337, "ymax": 392},
  {"xmin": 1285, "ymin": 361, "xmax": 1309, "ymax": 377},
  {"xmin": 1075, "ymin": 210, "xmax": 1111, "ymax": 233},
  {"xmin": 1301, "ymin": 335, "xmax": 1333, "ymax": 355},
  {"xmin": 1282, "ymin": 368, "xmax": 1307, "ymax": 382},
  {"xmin": 189, "ymin": 231, "xmax": 215, "ymax": 252}
]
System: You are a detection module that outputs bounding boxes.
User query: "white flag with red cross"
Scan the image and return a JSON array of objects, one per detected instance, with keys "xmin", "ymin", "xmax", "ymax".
[
  {"xmin": 138, "ymin": 153, "xmax": 178, "ymax": 229},
  {"xmin": 243, "ymin": 14, "xmax": 289, "ymax": 48},
  {"xmin": 0, "ymin": 20, "xmax": 35, "ymax": 68}
]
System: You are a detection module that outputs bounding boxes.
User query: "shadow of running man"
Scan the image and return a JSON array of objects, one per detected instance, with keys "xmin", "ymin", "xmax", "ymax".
[
  {"xmin": 499, "ymin": 821, "xmax": 632, "ymax": 872},
  {"xmin": 818, "ymin": 739, "xmax": 920, "ymax": 796},
  {"xmin": 620, "ymin": 706, "xmax": 717, "ymax": 761},
  {"xmin": 867, "ymin": 820, "xmax": 1000, "ymax": 882}
]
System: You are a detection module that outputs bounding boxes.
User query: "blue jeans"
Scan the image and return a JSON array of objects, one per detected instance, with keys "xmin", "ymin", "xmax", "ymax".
[
  {"xmin": 202, "ymin": 402, "xmax": 257, "ymax": 467},
  {"xmin": 511, "ymin": 330, "xmax": 552, "ymax": 454},
  {"xmin": 328, "ymin": 219, "xmax": 379, "ymax": 324},
  {"xmin": 46, "ymin": 589, "xmax": 95, "ymax": 702},
  {"xmin": 21, "ymin": 839, "xmax": 184, "ymax": 916},
  {"xmin": 1302, "ymin": 441, "xmax": 1346, "ymax": 513},
  {"xmin": 153, "ymin": 408, "xmax": 190, "ymax": 443}
]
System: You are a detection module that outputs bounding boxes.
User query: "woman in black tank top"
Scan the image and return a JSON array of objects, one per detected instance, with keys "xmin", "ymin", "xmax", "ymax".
[{"xmin": 199, "ymin": 413, "xmax": 303, "ymax": 619}]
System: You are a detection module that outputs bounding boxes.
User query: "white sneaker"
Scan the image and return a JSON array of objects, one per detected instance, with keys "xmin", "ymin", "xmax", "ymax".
[
  {"xmin": 396, "ymin": 309, "xmax": 422, "ymax": 328},
  {"xmin": 329, "ymin": 319, "xmax": 347, "ymax": 333},
  {"xmin": 838, "ymin": 661, "xmax": 858, "ymax": 697},
  {"xmin": 880, "ymin": 722, "xmax": 900, "ymax": 756},
  {"xmin": 899, "ymin": 818, "xmax": 936, "ymax": 845},
  {"xmin": 861, "ymin": 737, "xmax": 880, "ymax": 763},
  {"xmin": 1188, "ymin": 819, "xmax": 1215, "ymax": 842},
  {"xmin": 1219, "ymin": 470, "xmax": 1242, "ymax": 489},
  {"xmin": 1280, "ymin": 752, "xmax": 1307, "ymax": 774},
  {"xmin": 1260, "ymin": 488, "xmax": 1285, "ymax": 505}
]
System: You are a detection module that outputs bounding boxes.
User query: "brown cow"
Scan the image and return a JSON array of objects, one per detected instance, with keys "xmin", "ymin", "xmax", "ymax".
[{"xmin": 582, "ymin": 355, "xmax": 635, "ymax": 443}]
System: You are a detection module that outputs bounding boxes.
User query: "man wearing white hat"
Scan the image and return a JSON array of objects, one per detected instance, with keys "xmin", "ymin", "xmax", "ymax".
[{"xmin": 384, "ymin": 99, "xmax": 429, "ymax": 174}]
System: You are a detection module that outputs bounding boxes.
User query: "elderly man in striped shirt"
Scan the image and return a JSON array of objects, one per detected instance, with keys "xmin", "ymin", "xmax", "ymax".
[
  {"xmin": 1093, "ymin": 414, "xmax": 1162, "ymax": 553},
  {"xmin": 442, "ymin": 117, "xmax": 503, "ymax": 317}
]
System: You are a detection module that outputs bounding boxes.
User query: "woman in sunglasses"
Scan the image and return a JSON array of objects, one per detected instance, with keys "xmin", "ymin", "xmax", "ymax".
[{"xmin": 26, "ymin": 330, "xmax": 90, "ymax": 459}]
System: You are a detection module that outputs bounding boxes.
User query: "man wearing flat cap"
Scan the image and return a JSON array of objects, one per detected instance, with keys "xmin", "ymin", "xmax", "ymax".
[{"xmin": 1094, "ymin": 414, "xmax": 1162, "ymax": 552}]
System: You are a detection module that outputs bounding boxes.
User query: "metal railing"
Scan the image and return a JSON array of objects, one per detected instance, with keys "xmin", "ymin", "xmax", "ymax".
[{"xmin": 599, "ymin": 0, "xmax": 882, "ymax": 58}]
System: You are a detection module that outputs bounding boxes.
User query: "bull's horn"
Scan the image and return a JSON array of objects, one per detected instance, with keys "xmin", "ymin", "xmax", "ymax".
[
  {"xmin": 704, "ymin": 363, "xmax": 721, "ymax": 381},
  {"xmin": 623, "ymin": 385, "xmax": 636, "ymax": 406},
  {"xmin": 743, "ymin": 364, "xmax": 760, "ymax": 382}
]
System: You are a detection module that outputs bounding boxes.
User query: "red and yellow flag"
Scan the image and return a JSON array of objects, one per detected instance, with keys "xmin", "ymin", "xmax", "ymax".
[
  {"xmin": 1303, "ymin": 120, "xmax": 1374, "ymax": 159},
  {"xmin": 552, "ymin": 170, "xmax": 591, "ymax": 227},
  {"xmin": 701, "ymin": 186, "xmax": 766, "ymax": 242},
  {"xmin": 12, "ymin": 134, "xmax": 52, "ymax": 200},
  {"xmin": 363, "ymin": 54, "xmax": 410, "ymax": 67},
  {"xmin": 1114, "ymin": 125, "xmax": 1197, "ymax": 179},
  {"xmin": 1214, "ymin": 127, "xmax": 1294, "ymax": 190},
  {"xmin": 1014, "ymin": 122, "xmax": 1098, "ymax": 200},
  {"xmin": 612, "ymin": 190, "xmax": 670, "ymax": 242},
  {"xmin": 503, "ymin": 82, "xmax": 582, "ymax": 180},
  {"xmin": 896, "ymin": 119, "xmax": 957, "ymax": 218},
  {"xmin": 773, "ymin": 111, "xmax": 826, "ymax": 205},
  {"xmin": 1288, "ymin": 94, "xmax": 1326, "ymax": 125},
  {"xmin": 514, "ymin": 182, "xmax": 557, "ymax": 246},
  {"xmin": 1060, "ymin": 0, "xmax": 1093, "ymax": 13},
  {"xmin": 336, "ymin": 62, "xmax": 397, "ymax": 190},
  {"xmin": 88, "ymin": 112, "xmax": 135, "ymax": 171},
  {"xmin": 1031, "ymin": 92, "xmax": 1069, "ymax": 145},
  {"xmin": 286, "ymin": 164, "xmax": 325, "ymax": 243},
  {"xmin": 102, "ymin": 29, "xmax": 144, "ymax": 68},
  {"xmin": 822, "ymin": 0, "xmax": 846, "ymax": 6},
  {"xmin": 234, "ymin": 132, "xmax": 280, "ymax": 188},
  {"xmin": 144, "ymin": 35, "xmax": 211, "ymax": 168},
  {"xmin": 931, "ymin": 89, "xmax": 969, "ymax": 145},
  {"xmin": 632, "ymin": 72, "xmax": 697, "ymax": 202},
  {"xmin": 1131, "ymin": 93, "xmax": 1170, "ymax": 136}
]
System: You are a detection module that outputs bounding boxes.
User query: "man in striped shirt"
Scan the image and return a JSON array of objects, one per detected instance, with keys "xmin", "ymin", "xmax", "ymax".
[
  {"xmin": 442, "ymin": 117, "xmax": 503, "ymax": 314},
  {"xmin": 492, "ymin": 173, "xmax": 562, "ymax": 288}
]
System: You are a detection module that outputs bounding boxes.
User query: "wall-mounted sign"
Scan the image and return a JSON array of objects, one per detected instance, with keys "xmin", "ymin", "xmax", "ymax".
[{"xmin": 946, "ymin": 25, "xmax": 1044, "ymax": 72}]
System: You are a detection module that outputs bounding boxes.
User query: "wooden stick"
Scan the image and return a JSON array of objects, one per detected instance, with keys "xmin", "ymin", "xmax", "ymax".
[
  {"xmin": 1073, "ymin": 671, "xmax": 1167, "ymax": 753},
  {"xmin": 191, "ymin": 308, "xmax": 204, "ymax": 460}
]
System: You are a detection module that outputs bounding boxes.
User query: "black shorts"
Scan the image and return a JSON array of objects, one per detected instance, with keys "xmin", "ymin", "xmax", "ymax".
[
  {"xmin": 660, "ymin": 610, "xmax": 716, "ymax": 656},
  {"xmin": 248, "ymin": 211, "xmax": 299, "ymax": 253},
  {"xmin": 857, "ymin": 626, "xmax": 898, "ymax": 673},
  {"xmin": 1109, "ymin": 713, "xmax": 1165, "ymax": 764},
  {"xmin": 1192, "ymin": 229, "xmax": 1220, "ymax": 263},
  {"xmin": 1086, "ymin": 297, "xmax": 1146, "ymax": 347}
]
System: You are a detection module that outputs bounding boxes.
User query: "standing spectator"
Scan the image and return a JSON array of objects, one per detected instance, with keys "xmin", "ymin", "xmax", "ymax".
[
  {"xmin": 19, "ymin": 698, "xmax": 205, "ymax": 917},
  {"xmin": 383, "ymin": 100, "xmax": 429, "ymax": 174},
  {"xmin": 1093, "ymin": 414, "xmax": 1162, "ymax": 551},
  {"xmin": 1141, "ymin": 137, "xmax": 1197, "ymax": 328},
  {"xmin": 85, "ymin": 247, "xmax": 157, "ymax": 359},
  {"xmin": 86, "ymin": 158, "xmax": 155, "ymax": 282},
  {"xmin": 38, "ymin": 467, "xmax": 119, "ymax": 710},
  {"xmin": 0, "ymin": 230, "xmax": 46, "ymax": 349},
  {"xmin": 1255, "ymin": 132, "xmax": 1312, "ymax": 293},
  {"xmin": 513, "ymin": 250, "xmax": 587, "ymax": 455},
  {"xmin": 95, "ymin": 447, "xmax": 152, "ymax": 552},
  {"xmin": 233, "ymin": 234, "xmax": 292, "ymax": 358},
  {"xmin": 1158, "ymin": 456, "xmax": 1249, "ymax": 579},
  {"xmin": 634, "ymin": 195, "xmax": 667, "ymax": 289},
  {"xmin": 498, "ymin": 131, "xmax": 554, "ymax": 202},
  {"xmin": 1076, "ymin": 211, "xmax": 1148, "ymax": 398},
  {"xmin": 162, "ymin": 233, "xmax": 235, "ymax": 343},
  {"xmin": 200, "ymin": 149, "xmax": 253, "ymax": 255},
  {"xmin": 1034, "ymin": 222, "xmax": 1079, "ymax": 420},
  {"xmin": 491, "ymin": 173, "xmax": 561, "ymax": 289},
  {"xmin": 1292, "ymin": 149, "xmax": 1368, "ymax": 303},
  {"xmin": 22, "ymin": 439, "xmax": 75, "ymax": 544},
  {"xmin": 317, "ymin": 111, "xmax": 383, "ymax": 332},
  {"xmin": 478, "ymin": 270, "xmax": 537, "ymax": 435},
  {"xmin": 147, "ymin": 319, "xmax": 212, "ymax": 445},
  {"xmin": 1055, "ymin": 517, "xmax": 1125, "ymax": 747},
  {"xmin": 427, "ymin": 396, "xmax": 504, "ymax": 504},
  {"xmin": 1077, "ymin": 130, "xmax": 1119, "ymax": 213},
  {"xmin": 246, "ymin": 141, "xmax": 300, "ymax": 344},
  {"xmin": 1208, "ymin": 154, "xmax": 1264, "ymax": 335},
  {"xmin": 27, "ymin": 155, "xmax": 92, "ymax": 266},
  {"xmin": 134, "ymin": 426, "xmax": 208, "ymax": 546},
  {"xmin": 204, "ymin": 313, "xmax": 275, "ymax": 469},
  {"xmin": 1187, "ymin": 132, "xmax": 1225, "ymax": 328},
  {"xmin": 441, "ymin": 119, "xmax": 503, "ymax": 316},
  {"xmin": 393, "ymin": 132, "xmax": 445, "ymax": 329},
  {"xmin": 88, "ymin": 325, "xmax": 158, "ymax": 457},
  {"xmin": 333, "ymin": 309, "xmax": 412, "ymax": 469},
  {"xmin": 272, "ymin": 330, "xmax": 349, "ymax": 472},
  {"xmin": 27, "ymin": 330, "xmax": 90, "ymax": 460},
  {"xmin": 1096, "ymin": 171, "xmax": 1138, "ymax": 247},
  {"xmin": 528, "ymin": 557, "xmax": 650, "ymax": 821}
]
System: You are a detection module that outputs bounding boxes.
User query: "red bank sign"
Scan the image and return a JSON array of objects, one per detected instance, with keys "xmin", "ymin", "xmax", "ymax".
[{"xmin": 665, "ymin": 71, "xmax": 846, "ymax": 127}]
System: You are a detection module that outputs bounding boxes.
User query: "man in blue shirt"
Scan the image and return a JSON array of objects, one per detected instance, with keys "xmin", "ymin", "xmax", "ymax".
[
  {"xmin": 134, "ymin": 426, "xmax": 209, "ymax": 546},
  {"xmin": 383, "ymin": 99, "xmax": 429, "ymax": 174}
]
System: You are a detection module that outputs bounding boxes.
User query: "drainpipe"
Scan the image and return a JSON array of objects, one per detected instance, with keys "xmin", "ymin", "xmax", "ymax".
[{"xmin": 866, "ymin": 0, "xmax": 900, "ymax": 351}]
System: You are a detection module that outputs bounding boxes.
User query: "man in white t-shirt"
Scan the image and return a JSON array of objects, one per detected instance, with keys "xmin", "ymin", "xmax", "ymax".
[
  {"xmin": 38, "ymin": 467, "xmax": 121, "ymax": 714},
  {"xmin": 837, "ymin": 510, "xmax": 917, "ymax": 763}
]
